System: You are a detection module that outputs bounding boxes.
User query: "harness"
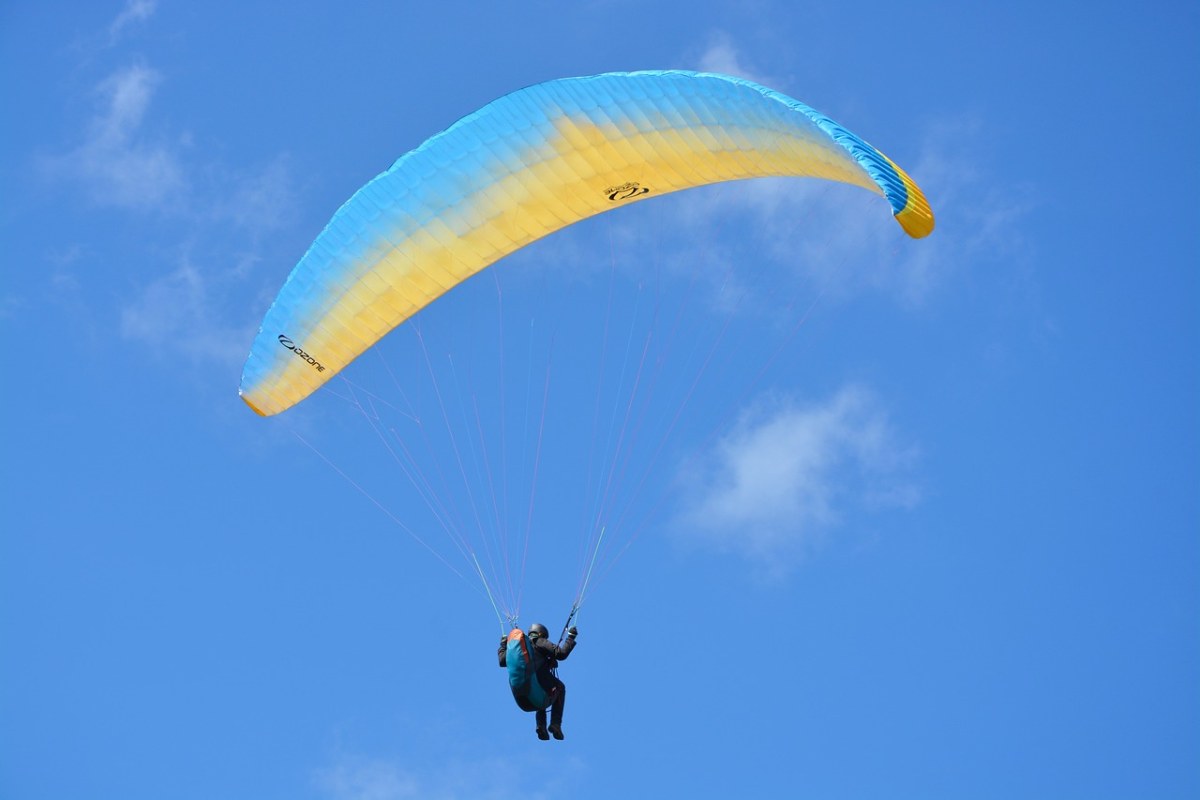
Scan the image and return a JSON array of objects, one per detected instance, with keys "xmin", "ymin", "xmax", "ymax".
[{"xmin": 505, "ymin": 628, "xmax": 559, "ymax": 712}]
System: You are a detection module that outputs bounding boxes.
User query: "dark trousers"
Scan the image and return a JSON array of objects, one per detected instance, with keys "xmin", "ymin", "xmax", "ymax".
[{"xmin": 535, "ymin": 676, "xmax": 566, "ymax": 727}]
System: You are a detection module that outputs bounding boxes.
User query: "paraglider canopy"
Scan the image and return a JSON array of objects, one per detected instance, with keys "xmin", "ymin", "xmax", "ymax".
[{"xmin": 239, "ymin": 70, "xmax": 933, "ymax": 419}]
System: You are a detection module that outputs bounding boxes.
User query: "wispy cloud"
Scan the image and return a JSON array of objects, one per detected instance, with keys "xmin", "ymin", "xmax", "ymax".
[
  {"xmin": 44, "ymin": 2, "xmax": 177, "ymax": 209},
  {"xmin": 900, "ymin": 112, "xmax": 1036, "ymax": 292},
  {"xmin": 314, "ymin": 751, "xmax": 583, "ymax": 800},
  {"xmin": 108, "ymin": 0, "xmax": 157, "ymax": 44},
  {"xmin": 674, "ymin": 385, "xmax": 919, "ymax": 574},
  {"xmin": 45, "ymin": 62, "xmax": 186, "ymax": 211},
  {"xmin": 696, "ymin": 32, "xmax": 776, "ymax": 85},
  {"xmin": 119, "ymin": 259, "xmax": 255, "ymax": 370},
  {"xmin": 316, "ymin": 756, "xmax": 420, "ymax": 800},
  {"xmin": 39, "ymin": 5, "xmax": 301, "ymax": 377},
  {"xmin": 213, "ymin": 155, "xmax": 299, "ymax": 237},
  {"xmin": 110, "ymin": 150, "xmax": 299, "ymax": 369},
  {"xmin": 62, "ymin": 67, "xmax": 294, "ymax": 370}
]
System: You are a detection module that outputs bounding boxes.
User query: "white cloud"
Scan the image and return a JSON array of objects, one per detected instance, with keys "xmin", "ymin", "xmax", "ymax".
[
  {"xmin": 110, "ymin": 156, "xmax": 297, "ymax": 365},
  {"xmin": 38, "ymin": 6, "xmax": 301, "ymax": 378},
  {"xmin": 46, "ymin": 62, "xmax": 186, "ymax": 210},
  {"xmin": 214, "ymin": 155, "xmax": 299, "ymax": 237},
  {"xmin": 674, "ymin": 385, "xmax": 919, "ymax": 572},
  {"xmin": 111, "ymin": 155, "xmax": 298, "ymax": 370},
  {"xmin": 906, "ymin": 113, "xmax": 1035, "ymax": 269},
  {"xmin": 697, "ymin": 32, "xmax": 774, "ymax": 85},
  {"xmin": 316, "ymin": 757, "xmax": 420, "ymax": 800},
  {"xmin": 120, "ymin": 259, "xmax": 254, "ymax": 370},
  {"xmin": 314, "ymin": 752, "xmax": 583, "ymax": 800},
  {"xmin": 108, "ymin": 0, "xmax": 157, "ymax": 43}
]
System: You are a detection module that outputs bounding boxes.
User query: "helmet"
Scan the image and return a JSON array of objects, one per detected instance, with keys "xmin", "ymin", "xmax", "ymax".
[{"xmin": 528, "ymin": 623, "xmax": 549, "ymax": 640}]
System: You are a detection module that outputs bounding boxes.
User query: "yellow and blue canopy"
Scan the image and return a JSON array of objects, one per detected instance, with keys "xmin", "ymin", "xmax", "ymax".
[{"xmin": 240, "ymin": 70, "xmax": 933, "ymax": 417}]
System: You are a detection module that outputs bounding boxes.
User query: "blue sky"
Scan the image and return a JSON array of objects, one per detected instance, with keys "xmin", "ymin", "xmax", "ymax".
[{"xmin": 2, "ymin": 1, "xmax": 1197, "ymax": 798}]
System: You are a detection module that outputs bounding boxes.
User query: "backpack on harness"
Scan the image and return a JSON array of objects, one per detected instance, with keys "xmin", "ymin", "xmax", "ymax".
[{"xmin": 506, "ymin": 628, "xmax": 557, "ymax": 712}]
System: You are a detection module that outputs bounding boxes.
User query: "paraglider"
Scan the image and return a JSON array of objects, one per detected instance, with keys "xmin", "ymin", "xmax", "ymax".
[
  {"xmin": 240, "ymin": 71, "xmax": 934, "ymax": 735},
  {"xmin": 499, "ymin": 623, "xmax": 578, "ymax": 740}
]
